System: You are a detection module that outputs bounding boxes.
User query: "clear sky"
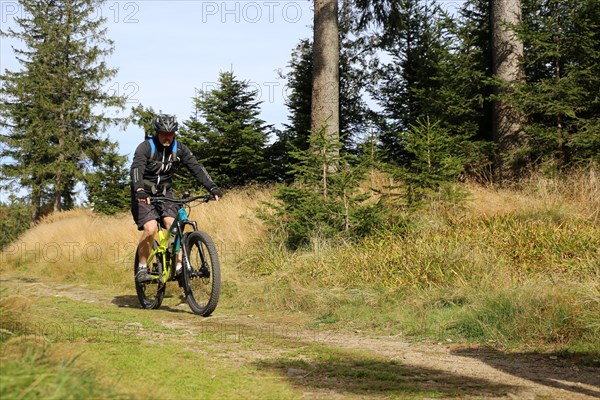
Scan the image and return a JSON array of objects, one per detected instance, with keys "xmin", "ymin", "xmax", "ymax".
[
  {"xmin": 1, "ymin": 0, "xmax": 465, "ymax": 162},
  {"xmin": 1, "ymin": 0, "xmax": 316, "ymax": 159}
]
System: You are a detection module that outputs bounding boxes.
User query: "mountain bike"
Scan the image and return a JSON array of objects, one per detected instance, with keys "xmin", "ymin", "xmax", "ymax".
[{"xmin": 133, "ymin": 193, "xmax": 221, "ymax": 316}]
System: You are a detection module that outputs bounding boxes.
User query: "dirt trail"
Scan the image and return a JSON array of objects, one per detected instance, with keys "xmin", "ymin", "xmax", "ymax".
[{"xmin": 4, "ymin": 278, "xmax": 599, "ymax": 400}]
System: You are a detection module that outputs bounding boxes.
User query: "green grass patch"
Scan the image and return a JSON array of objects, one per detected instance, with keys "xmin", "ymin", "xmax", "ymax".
[
  {"xmin": 0, "ymin": 347, "xmax": 125, "ymax": 400},
  {"xmin": 231, "ymin": 204, "xmax": 600, "ymax": 356},
  {"xmin": 449, "ymin": 282, "xmax": 600, "ymax": 353}
]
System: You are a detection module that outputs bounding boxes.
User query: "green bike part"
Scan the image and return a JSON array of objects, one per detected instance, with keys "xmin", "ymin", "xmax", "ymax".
[{"xmin": 146, "ymin": 208, "xmax": 186, "ymax": 284}]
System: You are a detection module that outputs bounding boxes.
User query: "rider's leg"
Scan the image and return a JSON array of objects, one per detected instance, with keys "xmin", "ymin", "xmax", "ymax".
[
  {"xmin": 137, "ymin": 219, "xmax": 158, "ymax": 265},
  {"xmin": 162, "ymin": 216, "xmax": 183, "ymax": 268}
]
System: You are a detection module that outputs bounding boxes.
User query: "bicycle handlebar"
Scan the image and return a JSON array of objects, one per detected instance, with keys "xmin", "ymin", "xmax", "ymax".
[{"xmin": 150, "ymin": 194, "xmax": 215, "ymax": 204}]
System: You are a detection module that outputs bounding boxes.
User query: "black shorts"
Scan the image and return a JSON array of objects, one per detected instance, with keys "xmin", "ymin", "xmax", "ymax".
[{"xmin": 131, "ymin": 192, "xmax": 178, "ymax": 230}]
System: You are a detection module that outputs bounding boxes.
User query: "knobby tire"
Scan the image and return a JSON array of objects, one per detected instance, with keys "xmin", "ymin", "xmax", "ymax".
[
  {"xmin": 183, "ymin": 231, "xmax": 221, "ymax": 316},
  {"xmin": 134, "ymin": 240, "xmax": 165, "ymax": 309}
]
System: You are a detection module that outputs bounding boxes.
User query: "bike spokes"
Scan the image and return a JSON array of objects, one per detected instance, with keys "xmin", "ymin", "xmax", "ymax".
[
  {"xmin": 183, "ymin": 231, "xmax": 221, "ymax": 316},
  {"xmin": 134, "ymin": 241, "xmax": 166, "ymax": 309}
]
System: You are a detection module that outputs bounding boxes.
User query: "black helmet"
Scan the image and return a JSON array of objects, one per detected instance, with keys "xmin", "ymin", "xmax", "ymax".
[{"xmin": 152, "ymin": 114, "xmax": 178, "ymax": 133}]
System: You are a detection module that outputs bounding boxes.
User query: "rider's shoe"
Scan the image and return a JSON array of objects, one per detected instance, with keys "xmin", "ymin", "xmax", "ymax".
[{"xmin": 135, "ymin": 268, "xmax": 152, "ymax": 283}]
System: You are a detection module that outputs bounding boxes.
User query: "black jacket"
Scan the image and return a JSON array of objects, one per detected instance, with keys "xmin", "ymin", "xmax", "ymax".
[{"xmin": 130, "ymin": 137, "xmax": 216, "ymax": 194}]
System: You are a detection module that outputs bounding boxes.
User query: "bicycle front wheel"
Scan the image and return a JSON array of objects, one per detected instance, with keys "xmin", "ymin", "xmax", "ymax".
[
  {"xmin": 134, "ymin": 240, "xmax": 165, "ymax": 309},
  {"xmin": 183, "ymin": 231, "xmax": 221, "ymax": 316}
]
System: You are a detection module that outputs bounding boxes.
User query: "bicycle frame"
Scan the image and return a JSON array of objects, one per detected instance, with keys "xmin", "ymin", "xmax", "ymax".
[
  {"xmin": 146, "ymin": 206, "xmax": 199, "ymax": 284},
  {"xmin": 134, "ymin": 193, "xmax": 219, "ymax": 315}
]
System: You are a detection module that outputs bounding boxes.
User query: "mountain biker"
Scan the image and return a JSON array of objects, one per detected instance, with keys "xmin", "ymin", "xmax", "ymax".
[{"xmin": 130, "ymin": 113, "xmax": 222, "ymax": 283}]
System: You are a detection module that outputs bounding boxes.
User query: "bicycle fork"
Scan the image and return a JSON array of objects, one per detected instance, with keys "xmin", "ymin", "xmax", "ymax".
[{"xmin": 181, "ymin": 234, "xmax": 210, "ymax": 279}]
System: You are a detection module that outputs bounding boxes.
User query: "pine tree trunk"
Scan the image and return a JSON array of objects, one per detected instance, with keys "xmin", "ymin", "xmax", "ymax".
[
  {"xmin": 31, "ymin": 185, "xmax": 42, "ymax": 227},
  {"xmin": 491, "ymin": 0, "xmax": 526, "ymax": 181},
  {"xmin": 312, "ymin": 0, "xmax": 340, "ymax": 166},
  {"xmin": 54, "ymin": 121, "xmax": 66, "ymax": 213},
  {"xmin": 53, "ymin": 172, "xmax": 62, "ymax": 213}
]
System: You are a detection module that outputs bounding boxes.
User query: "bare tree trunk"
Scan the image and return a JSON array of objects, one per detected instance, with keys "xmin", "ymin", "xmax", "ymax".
[
  {"xmin": 31, "ymin": 185, "xmax": 42, "ymax": 227},
  {"xmin": 53, "ymin": 169, "xmax": 62, "ymax": 213},
  {"xmin": 491, "ymin": 0, "xmax": 526, "ymax": 181},
  {"xmin": 312, "ymin": 0, "xmax": 340, "ymax": 165},
  {"xmin": 54, "ymin": 114, "xmax": 66, "ymax": 213}
]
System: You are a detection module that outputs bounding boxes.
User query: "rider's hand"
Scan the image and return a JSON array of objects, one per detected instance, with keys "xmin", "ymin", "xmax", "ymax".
[
  {"xmin": 136, "ymin": 190, "xmax": 150, "ymax": 204},
  {"xmin": 209, "ymin": 186, "xmax": 223, "ymax": 201}
]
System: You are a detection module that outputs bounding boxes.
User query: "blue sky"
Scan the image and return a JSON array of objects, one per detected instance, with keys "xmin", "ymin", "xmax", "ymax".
[
  {"xmin": 1, "ymin": 0, "xmax": 465, "ymax": 161},
  {"xmin": 1, "ymin": 0, "xmax": 465, "ymax": 203},
  {"xmin": 1, "ymin": 0, "xmax": 315, "ymax": 159}
]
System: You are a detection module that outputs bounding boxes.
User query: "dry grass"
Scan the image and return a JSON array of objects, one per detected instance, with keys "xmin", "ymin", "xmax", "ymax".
[
  {"xmin": 2, "ymin": 170, "xmax": 598, "ymax": 289},
  {"xmin": 0, "ymin": 209, "xmax": 136, "ymax": 287},
  {"xmin": 1, "ymin": 171, "xmax": 598, "ymax": 351},
  {"xmin": 0, "ymin": 187, "xmax": 275, "ymax": 289},
  {"xmin": 188, "ymin": 185, "xmax": 273, "ymax": 253},
  {"xmin": 467, "ymin": 167, "xmax": 600, "ymax": 222}
]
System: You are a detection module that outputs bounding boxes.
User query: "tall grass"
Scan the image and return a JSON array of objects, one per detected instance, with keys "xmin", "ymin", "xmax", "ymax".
[
  {"xmin": 0, "ymin": 187, "xmax": 272, "ymax": 290},
  {"xmin": 0, "ymin": 210, "xmax": 138, "ymax": 289},
  {"xmin": 450, "ymin": 281, "xmax": 600, "ymax": 350},
  {"xmin": 0, "ymin": 288, "xmax": 123, "ymax": 399},
  {"xmin": 1, "ymin": 170, "xmax": 599, "ymax": 354},
  {"xmin": 467, "ymin": 166, "xmax": 600, "ymax": 222},
  {"xmin": 231, "ymin": 169, "xmax": 600, "ymax": 352}
]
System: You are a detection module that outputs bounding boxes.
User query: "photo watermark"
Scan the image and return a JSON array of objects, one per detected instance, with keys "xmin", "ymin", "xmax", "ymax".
[{"xmin": 1, "ymin": 240, "xmax": 268, "ymax": 264}]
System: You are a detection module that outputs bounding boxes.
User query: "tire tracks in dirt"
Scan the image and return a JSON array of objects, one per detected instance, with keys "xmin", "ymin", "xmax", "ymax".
[{"xmin": 3, "ymin": 278, "xmax": 599, "ymax": 400}]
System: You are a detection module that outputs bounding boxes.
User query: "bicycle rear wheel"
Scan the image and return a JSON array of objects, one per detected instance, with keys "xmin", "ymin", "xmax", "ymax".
[
  {"xmin": 183, "ymin": 231, "xmax": 221, "ymax": 316},
  {"xmin": 134, "ymin": 240, "xmax": 165, "ymax": 309}
]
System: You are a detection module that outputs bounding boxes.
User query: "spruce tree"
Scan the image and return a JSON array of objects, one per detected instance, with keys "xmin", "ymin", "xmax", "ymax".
[
  {"xmin": 511, "ymin": 0, "xmax": 600, "ymax": 168},
  {"xmin": 268, "ymin": 39, "xmax": 313, "ymax": 183},
  {"xmin": 130, "ymin": 104, "xmax": 158, "ymax": 139},
  {"xmin": 84, "ymin": 141, "xmax": 129, "ymax": 214},
  {"xmin": 453, "ymin": 0, "xmax": 496, "ymax": 144},
  {"xmin": 274, "ymin": 13, "xmax": 374, "ymax": 181},
  {"xmin": 312, "ymin": 0, "xmax": 340, "ymax": 165},
  {"xmin": 283, "ymin": 39, "xmax": 313, "ymax": 153},
  {"xmin": 266, "ymin": 128, "xmax": 372, "ymax": 249},
  {"xmin": 0, "ymin": 0, "xmax": 125, "ymax": 222},
  {"xmin": 179, "ymin": 72, "xmax": 272, "ymax": 187},
  {"xmin": 373, "ymin": 1, "xmax": 455, "ymax": 164},
  {"xmin": 491, "ymin": 0, "xmax": 526, "ymax": 180},
  {"xmin": 401, "ymin": 117, "xmax": 472, "ymax": 204}
]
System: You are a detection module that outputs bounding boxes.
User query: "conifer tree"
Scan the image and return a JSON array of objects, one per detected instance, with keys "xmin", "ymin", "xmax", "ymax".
[
  {"xmin": 0, "ymin": 0, "xmax": 125, "ymax": 222},
  {"xmin": 283, "ymin": 39, "xmax": 313, "ymax": 153},
  {"xmin": 455, "ymin": 0, "xmax": 495, "ymax": 143},
  {"xmin": 266, "ymin": 128, "xmax": 372, "ymax": 249},
  {"xmin": 274, "ymin": 9, "xmax": 374, "ymax": 181},
  {"xmin": 84, "ymin": 141, "xmax": 129, "ymax": 214},
  {"xmin": 511, "ymin": 0, "xmax": 600, "ymax": 168},
  {"xmin": 179, "ymin": 72, "xmax": 272, "ymax": 187},
  {"xmin": 268, "ymin": 39, "xmax": 313, "ymax": 183},
  {"xmin": 401, "ymin": 117, "xmax": 472, "ymax": 204},
  {"xmin": 373, "ymin": 1, "xmax": 456, "ymax": 164},
  {"xmin": 0, "ymin": 196, "xmax": 32, "ymax": 249},
  {"xmin": 491, "ymin": 0, "xmax": 526, "ymax": 179},
  {"xmin": 130, "ymin": 104, "xmax": 158, "ymax": 139}
]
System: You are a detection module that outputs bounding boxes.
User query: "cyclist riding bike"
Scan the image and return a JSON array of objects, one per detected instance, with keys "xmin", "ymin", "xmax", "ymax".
[{"xmin": 130, "ymin": 113, "xmax": 222, "ymax": 283}]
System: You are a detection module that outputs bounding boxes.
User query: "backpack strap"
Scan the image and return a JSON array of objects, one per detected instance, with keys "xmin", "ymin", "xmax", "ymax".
[
  {"xmin": 147, "ymin": 138, "xmax": 156, "ymax": 159},
  {"xmin": 148, "ymin": 138, "xmax": 177, "ymax": 160}
]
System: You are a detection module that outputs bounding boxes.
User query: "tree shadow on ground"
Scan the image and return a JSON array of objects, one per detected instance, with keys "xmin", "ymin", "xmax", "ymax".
[
  {"xmin": 111, "ymin": 295, "xmax": 190, "ymax": 314},
  {"xmin": 451, "ymin": 347, "xmax": 600, "ymax": 399},
  {"xmin": 254, "ymin": 346, "xmax": 520, "ymax": 399}
]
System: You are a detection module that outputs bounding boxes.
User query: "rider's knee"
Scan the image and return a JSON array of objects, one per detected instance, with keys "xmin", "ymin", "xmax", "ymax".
[{"xmin": 143, "ymin": 220, "xmax": 158, "ymax": 237}]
